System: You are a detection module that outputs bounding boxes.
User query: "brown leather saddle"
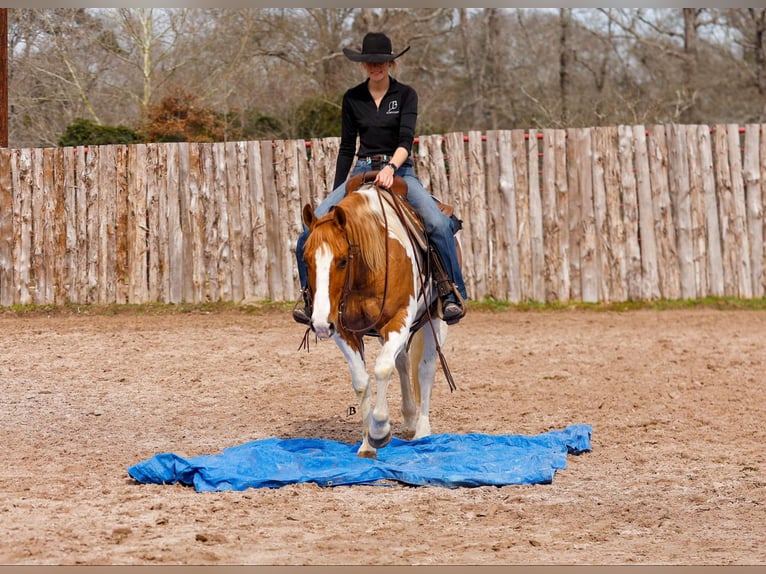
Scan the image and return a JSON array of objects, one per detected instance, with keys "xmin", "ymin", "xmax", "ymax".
[{"xmin": 345, "ymin": 170, "xmax": 461, "ymax": 256}]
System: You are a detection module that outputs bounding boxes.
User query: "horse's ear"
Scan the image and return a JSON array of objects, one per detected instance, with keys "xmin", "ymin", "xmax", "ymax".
[
  {"xmin": 302, "ymin": 204, "xmax": 315, "ymax": 228},
  {"xmin": 334, "ymin": 205, "xmax": 347, "ymax": 229}
]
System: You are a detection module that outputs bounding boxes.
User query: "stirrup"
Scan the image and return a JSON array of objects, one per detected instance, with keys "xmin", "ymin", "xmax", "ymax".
[
  {"xmin": 292, "ymin": 305, "xmax": 311, "ymax": 325},
  {"xmin": 292, "ymin": 288, "xmax": 313, "ymax": 325},
  {"xmin": 441, "ymin": 299, "xmax": 465, "ymax": 325}
]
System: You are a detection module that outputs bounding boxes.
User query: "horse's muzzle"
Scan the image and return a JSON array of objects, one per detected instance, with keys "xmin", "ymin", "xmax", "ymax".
[{"xmin": 312, "ymin": 320, "xmax": 335, "ymax": 340}]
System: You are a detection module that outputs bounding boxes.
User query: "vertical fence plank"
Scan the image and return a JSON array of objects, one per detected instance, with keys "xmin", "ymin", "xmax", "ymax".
[
  {"xmin": 114, "ymin": 146, "xmax": 129, "ymax": 303},
  {"xmin": 13, "ymin": 150, "xmax": 32, "ymax": 304},
  {"xmin": 647, "ymin": 125, "xmax": 680, "ymax": 300},
  {"xmin": 185, "ymin": 143, "xmax": 203, "ymax": 303},
  {"xmin": 484, "ymin": 130, "xmax": 500, "ymax": 297},
  {"xmin": 510, "ymin": 129, "xmax": 531, "ymax": 301},
  {"xmin": 497, "ymin": 130, "xmax": 520, "ymax": 302},
  {"xmin": 273, "ymin": 140, "xmax": 297, "ymax": 302},
  {"xmin": 602, "ymin": 126, "xmax": 628, "ymax": 302},
  {"xmin": 61, "ymin": 147, "xmax": 76, "ymax": 304},
  {"xmin": 100, "ymin": 145, "xmax": 118, "ymax": 303},
  {"xmin": 726, "ymin": 124, "xmax": 752, "ymax": 297},
  {"xmin": 145, "ymin": 144, "xmax": 161, "ymax": 302},
  {"xmin": 553, "ymin": 129, "xmax": 570, "ymax": 302},
  {"xmin": 285, "ymin": 140, "xmax": 303, "ymax": 300},
  {"xmin": 248, "ymin": 140, "xmax": 269, "ymax": 301},
  {"xmin": 308, "ymin": 137, "xmax": 326, "ymax": 207},
  {"xmin": 30, "ymin": 148, "xmax": 47, "ymax": 304},
  {"xmin": 760, "ymin": 124, "xmax": 766, "ymax": 295},
  {"xmin": 74, "ymin": 147, "xmax": 87, "ymax": 304},
  {"xmin": 261, "ymin": 140, "xmax": 284, "ymax": 300},
  {"xmin": 0, "ymin": 150, "xmax": 11, "ymax": 306},
  {"xmin": 714, "ymin": 125, "xmax": 736, "ymax": 296},
  {"xmin": 50, "ymin": 148, "xmax": 67, "ymax": 304},
  {"xmin": 95, "ymin": 146, "xmax": 113, "ymax": 303},
  {"xmin": 667, "ymin": 124, "xmax": 696, "ymax": 299},
  {"xmin": 417, "ymin": 134, "xmax": 449, "ymax": 202},
  {"xmin": 541, "ymin": 129, "xmax": 561, "ymax": 302},
  {"xmin": 743, "ymin": 124, "xmax": 763, "ymax": 298},
  {"xmin": 565, "ymin": 129, "xmax": 581, "ymax": 302},
  {"xmin": 468, "ymin": 130, "xmax": 488, "ymax": 299},
  {"xmin": 697, "ymin": 125, "xmax": 724, "ymax": 296},
  {"xmin": 684, "ymin": 126, "xmax": 709, "ymax": 297},
  {"xmin": 591, "ymin": 127, "xmax": 613, "ymax": 302},
  {"xmin": 234, "ymin": 141, "xmax": 256, "ymax": 302},
  {"xmin": 165, "ymin": 143, "xmax": 184, "ymax": 304},
  {"xmin": 212, "ymin": 142, "xmax": 232, "ymax": 302},
  {"xmin": 177, "ymin": 142, "xmax": 194, "ymax": 303},
  {"xmin": 127, "ymin": 144, "xmax": 148, "ymax": 303},
  {"xmin": 296, "ymin": 139, "xmax": 312, "ymax": 231},
  {"xmin": 199, "ymin": 143, "xmax": 220, "ymax": 301},
  {"xmin": 224, "ymin": 141, "xmax": 244, "ymax": 303},
  {"xmin": 631, "ymin": 126, "xmax": 660, "ymax": 300},
  {"xmin": 83, "ymin": 146, "xmax": 99, "ymax": 303},
  {"xmin": 527, "ymin": 130, "xmax": 545, "ymax": 302}
]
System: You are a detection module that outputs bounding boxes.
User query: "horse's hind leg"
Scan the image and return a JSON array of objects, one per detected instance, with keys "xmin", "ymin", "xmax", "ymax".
[
  {"xmin": 414, "ymin": 320, "xmax": 446, "ymax": 439},
  {"xmin": 396, "ymin": 345, "xmax": 417, "ymax": 439}
]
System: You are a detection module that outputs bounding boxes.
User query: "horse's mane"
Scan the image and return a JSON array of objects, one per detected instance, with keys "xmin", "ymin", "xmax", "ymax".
[
  {"xmin": 337, "ymin": 189, "xmax": 387, "ymax": 273},
  {"xmin": 306, "ymin": 187, "xmax": 388, "ymax": 274}
]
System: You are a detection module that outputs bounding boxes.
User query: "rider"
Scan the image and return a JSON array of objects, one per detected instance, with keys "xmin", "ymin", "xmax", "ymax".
[{"xmin": 293, "ymin": 32, "xmax": 467, "ymax": 326}]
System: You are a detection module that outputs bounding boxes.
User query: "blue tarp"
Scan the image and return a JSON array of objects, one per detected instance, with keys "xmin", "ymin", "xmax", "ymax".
[{"xmin": 128, "ymin": 424, "xmax": 592, "ymax": 491}]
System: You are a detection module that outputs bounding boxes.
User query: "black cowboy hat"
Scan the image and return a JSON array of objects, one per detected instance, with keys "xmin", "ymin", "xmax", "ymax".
[{"xmin": 342, "ymin": 32, "xmax": 410, "ymax": 63}]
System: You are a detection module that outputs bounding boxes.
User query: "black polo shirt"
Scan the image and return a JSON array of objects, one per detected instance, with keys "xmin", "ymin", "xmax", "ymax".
[{"xmin": 333, "ymin": 77, "xmax": 418, "ymax": 189}]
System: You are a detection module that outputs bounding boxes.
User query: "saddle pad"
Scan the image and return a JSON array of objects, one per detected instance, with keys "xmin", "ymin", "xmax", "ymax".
[{"xmin": 127, "ymin": 424, "xmax": 592, "ymax": 491}]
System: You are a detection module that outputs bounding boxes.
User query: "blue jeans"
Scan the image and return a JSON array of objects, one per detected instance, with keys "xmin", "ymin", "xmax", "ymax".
[{"xmin": 296, "ymin": 160, "xmax": 468, "ymax": 300}]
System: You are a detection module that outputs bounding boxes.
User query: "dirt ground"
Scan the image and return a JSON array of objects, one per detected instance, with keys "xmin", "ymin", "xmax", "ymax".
[{"xmin": 0, "ymin": 305, "xmax": 764, "ymax": 565}]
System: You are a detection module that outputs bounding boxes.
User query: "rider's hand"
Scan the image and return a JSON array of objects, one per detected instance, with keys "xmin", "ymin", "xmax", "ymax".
[{"xmin": 375, "ymin": 165, "xmax": 395, "ymax": 189}]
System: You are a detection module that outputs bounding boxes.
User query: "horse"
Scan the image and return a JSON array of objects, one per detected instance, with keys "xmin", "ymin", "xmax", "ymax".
[{"xmin": 300, "ymin": 173, "xmax": 453, "ymax": 459}]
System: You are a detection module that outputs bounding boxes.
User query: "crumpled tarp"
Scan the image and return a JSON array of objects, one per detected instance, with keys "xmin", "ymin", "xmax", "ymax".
[{"xmin": 127, "ymin": 424, "xmax": 591, "ymax": 491}]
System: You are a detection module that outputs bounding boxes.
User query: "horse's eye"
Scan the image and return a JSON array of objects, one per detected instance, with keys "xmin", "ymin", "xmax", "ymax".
[{"xmin": 338, "ymin": 258, "xmax": 348, "ymax": 269}]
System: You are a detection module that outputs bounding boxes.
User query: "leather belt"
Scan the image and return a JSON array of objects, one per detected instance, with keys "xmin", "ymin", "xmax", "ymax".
[{"xmin": 361, "ymin": 154, "xmax": 392, "ymax": 169}]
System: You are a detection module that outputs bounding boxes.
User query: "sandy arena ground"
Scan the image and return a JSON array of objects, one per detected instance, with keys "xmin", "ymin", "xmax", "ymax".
[{"xmin": 0, "ymin": 305, "xmax": 764, "ymax": 565}]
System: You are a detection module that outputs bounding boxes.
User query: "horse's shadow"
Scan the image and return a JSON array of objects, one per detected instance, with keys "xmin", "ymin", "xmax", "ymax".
[
  {"xmin": 279, "ymin": 416, "xmax": 361, "ymax": 445},
  {"xmin": 279, "ymin": 415, "xmax": 418, "ymax": 446}
]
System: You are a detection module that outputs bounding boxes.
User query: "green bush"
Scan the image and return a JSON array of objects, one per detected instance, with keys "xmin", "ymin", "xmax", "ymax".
[{"xmin": 58, "ymin": 118, "xmax": 141, "ymax": 147}]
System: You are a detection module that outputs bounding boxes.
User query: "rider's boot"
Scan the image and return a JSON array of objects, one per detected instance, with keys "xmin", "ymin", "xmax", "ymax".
[
  {"xmin": 430, "ymin": 245, "xmax": 466, "ymax": 325},
  {"xmin": 292, "ymin": 288, "xmax": 312, "ymax": 325}
]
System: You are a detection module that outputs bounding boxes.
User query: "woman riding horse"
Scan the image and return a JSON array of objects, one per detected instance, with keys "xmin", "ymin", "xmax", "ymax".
[{"xmin": 294, "ymin": 32, "xmax": 467, "ymax": 326}]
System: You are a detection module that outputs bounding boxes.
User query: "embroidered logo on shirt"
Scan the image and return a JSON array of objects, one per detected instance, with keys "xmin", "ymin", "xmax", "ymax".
[{"xmin": 386, "ymin": 100, "xmax": 399, "ymax": 115}]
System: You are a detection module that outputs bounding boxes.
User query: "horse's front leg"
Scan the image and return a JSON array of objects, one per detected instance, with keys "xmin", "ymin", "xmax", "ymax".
[
  {"xmin": 335, "ymin": 336, "xmax": 376, "ymax": 458},
  {"xmin": 368, "ymin": 328, "xmax": 409, "ymax": 449}
]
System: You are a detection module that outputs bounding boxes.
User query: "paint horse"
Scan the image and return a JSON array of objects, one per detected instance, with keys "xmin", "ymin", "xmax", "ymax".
[{"xmin": 300, "ymin": 172, "xmax": 455, "ymax": 459}]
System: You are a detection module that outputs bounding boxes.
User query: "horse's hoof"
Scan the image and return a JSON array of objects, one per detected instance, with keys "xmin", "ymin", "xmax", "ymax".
[
  {"xmin": 367, "ymin": 431, "xmax": 391, "ymax": 449},
  {"xmin": 357, "ymin": 449, "xmax": 377, "ymax": 459}
]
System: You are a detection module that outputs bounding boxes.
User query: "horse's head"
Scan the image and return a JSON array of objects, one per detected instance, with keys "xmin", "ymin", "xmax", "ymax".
[{"xmin": 302, "ymin": 202, "xmax": 353, "ymax": 340}]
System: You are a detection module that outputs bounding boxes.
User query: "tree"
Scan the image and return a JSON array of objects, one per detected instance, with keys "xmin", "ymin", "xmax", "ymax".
[{"xmin": 140, "ymin": 86, "xmax": 239, "ymax": 142}]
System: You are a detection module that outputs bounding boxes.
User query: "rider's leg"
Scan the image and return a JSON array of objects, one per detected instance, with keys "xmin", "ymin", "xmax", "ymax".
[{"xmin": 399, "ymin": 167, "xmax": 467, "ymax": 324}]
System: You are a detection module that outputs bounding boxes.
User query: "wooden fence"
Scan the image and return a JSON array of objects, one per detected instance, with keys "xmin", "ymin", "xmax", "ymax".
[{"xmin": 0, "ymin": 123, "xmax": 764, "ymax": 307}]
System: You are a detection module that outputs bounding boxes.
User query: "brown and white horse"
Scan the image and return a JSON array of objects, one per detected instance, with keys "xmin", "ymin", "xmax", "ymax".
[{"xmin": 301, "ymin": 178, "xmax": 448, "ymax": 459}]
